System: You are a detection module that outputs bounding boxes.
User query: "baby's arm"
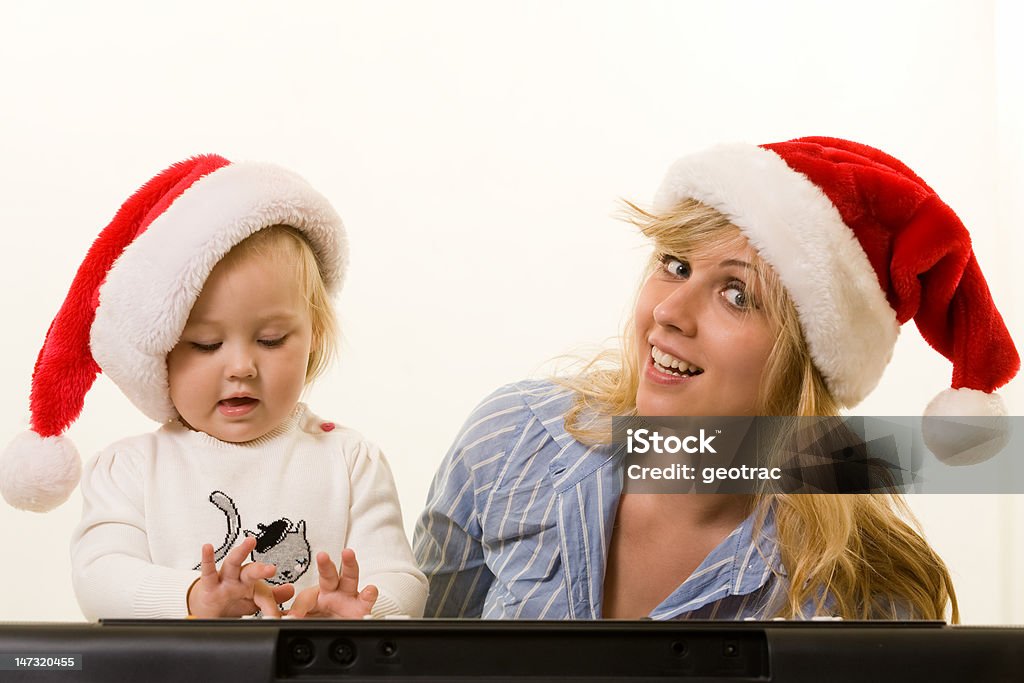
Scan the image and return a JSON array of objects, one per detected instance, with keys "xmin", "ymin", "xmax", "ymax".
[
  {"xmin": 71, "ymin": 447, "xmax": 201, "ymax": 619},
  {"xmin": 338, "ymin": 439, "xmax": 427, "ymax": 618}
]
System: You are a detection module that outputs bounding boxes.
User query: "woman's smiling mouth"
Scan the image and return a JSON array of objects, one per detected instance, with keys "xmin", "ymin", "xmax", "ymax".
[{"xmin": 650, "ymin": 345, "xmax": 704, "ymax": 378}]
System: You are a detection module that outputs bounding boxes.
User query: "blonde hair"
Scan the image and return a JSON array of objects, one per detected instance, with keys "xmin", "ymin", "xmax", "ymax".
[
  {"xmin": 220, "ymin": 225, "xmax": 339, "ymax": 383},
  {"xmin": 560, "ymin": 199, "xmax": 959, "ymax": 621}
]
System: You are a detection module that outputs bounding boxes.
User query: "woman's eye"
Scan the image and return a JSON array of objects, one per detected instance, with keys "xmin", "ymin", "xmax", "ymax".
[
  {"xmin": 659, "ymin": 254, "xmax": 691, "ymax": 279},
  {"xmin": 258, "ymin": 336, "xmax": 287, "ymax": 348},
  {"xmin": 723, "ymin": 282, "xmax": 755, "ymax": 310},
  {"xmin": 190, "ymin": 342, "xmax": 221, "ymax": 352}
]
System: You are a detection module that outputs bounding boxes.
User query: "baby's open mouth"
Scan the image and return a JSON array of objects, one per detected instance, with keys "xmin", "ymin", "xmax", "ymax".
[
  {"xmin": 220, "ymin": 397, "xmax": 258, "ymax": 407},
  {"xmin": 651, "ymin": 346, "xmax": 704, "ymax": 378}
]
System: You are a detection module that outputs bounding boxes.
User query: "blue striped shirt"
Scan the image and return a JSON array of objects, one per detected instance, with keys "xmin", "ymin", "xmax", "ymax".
[{"xmin": 414, "ymin": 380, "xmax": 792, "ymax": 620}]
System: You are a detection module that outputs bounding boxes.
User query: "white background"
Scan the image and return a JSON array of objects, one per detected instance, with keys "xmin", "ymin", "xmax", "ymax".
[{"xmin": 1, "ymin": 1, "xmax": 1020, "ymax": 623}]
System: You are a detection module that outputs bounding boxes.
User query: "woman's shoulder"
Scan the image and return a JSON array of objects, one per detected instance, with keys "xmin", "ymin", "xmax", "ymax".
[
  {"xmin": 464, "ymin": 378, "xmax": 577, "ymax": 433},
  {"xmin": 484, "ymin": 377, "xmax": 578, "ymax": 414},
  {"xmin": 445, "ymin": 379, "xmax": 582, "ymax": 468}
]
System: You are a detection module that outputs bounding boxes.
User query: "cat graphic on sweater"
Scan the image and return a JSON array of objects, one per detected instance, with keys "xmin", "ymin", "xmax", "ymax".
[{"xmin": 194, "ymin": 490, "xmax": 312, "ymax": 585}]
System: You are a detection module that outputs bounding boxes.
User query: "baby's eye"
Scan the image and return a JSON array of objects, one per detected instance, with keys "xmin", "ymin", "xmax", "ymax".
[
  {"xmin": 258, "ymin": 336, "xmax": 287, "ymax": 348},
  {"xmin": 658, "ymin": 254, "xmax": 691, "ymax": 279},
  {"xmin": 190, "ymin": 341, "xmax": 222, "ymax": 352}
]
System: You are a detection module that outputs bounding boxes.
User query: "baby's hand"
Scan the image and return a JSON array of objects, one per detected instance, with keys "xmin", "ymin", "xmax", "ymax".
[
  {"xmin": 287, "ymin": 548, "xmax": 378, "ymax": 619},
  {"xmin": 187, "ymin": 537, "xmax": 295, "ymax": 618}
]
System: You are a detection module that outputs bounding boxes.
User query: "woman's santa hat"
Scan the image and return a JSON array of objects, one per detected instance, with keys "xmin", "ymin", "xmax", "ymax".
[
  {"xmin": 654, "ymin": 136, "xmax": 1018, "ymax": 458},
  {"xmin": 1, "ymin": 155, "xmax": 348, "ymax": 512}
]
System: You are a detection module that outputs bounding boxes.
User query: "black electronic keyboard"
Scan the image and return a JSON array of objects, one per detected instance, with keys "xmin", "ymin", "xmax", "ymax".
[{"xmin": 1, "ymin": 619, "xmax": 1022, "ymax": 682}]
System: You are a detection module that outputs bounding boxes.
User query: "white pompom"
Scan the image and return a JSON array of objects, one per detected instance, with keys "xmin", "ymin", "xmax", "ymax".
[
  {"xmin": 923, "ymin": 388, "xmax": 1009, "ymax": 466},
  {"xmin": 0, "ymin": 431, "xmax": 82, "ymax": 512}
]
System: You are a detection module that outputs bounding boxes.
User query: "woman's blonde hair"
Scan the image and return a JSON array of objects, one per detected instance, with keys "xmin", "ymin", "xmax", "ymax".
[
  {"xmin": 560, "ymin": 199, "xmax": 959, "ymax": 621},
  {"xmin": 221, "ymin": 224, "xmax": 339, "ymax": 383}
]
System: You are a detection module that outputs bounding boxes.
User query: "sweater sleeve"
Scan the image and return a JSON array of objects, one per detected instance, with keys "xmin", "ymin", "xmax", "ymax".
[
  {"xmin": 344, "ymin": 440, "xmax": 428, "ymax": 618},
  {"xmin": 70, "ymin": 445, "xmax": 198, "ymax": 620}
]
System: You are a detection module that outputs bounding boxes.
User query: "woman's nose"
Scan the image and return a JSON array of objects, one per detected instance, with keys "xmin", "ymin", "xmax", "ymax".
[{"xmin": 652, "ymin": 284, "xmax": 698, "ymax": 336}]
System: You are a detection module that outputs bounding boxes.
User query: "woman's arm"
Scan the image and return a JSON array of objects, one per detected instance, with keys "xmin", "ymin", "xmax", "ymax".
[
  {"xmin": 414, "ymin": 446, "xmax": 494, "ymax": 617},
  {"xmin": 414, "ymin": 386, "xmax": 532, "ymax": 617}
]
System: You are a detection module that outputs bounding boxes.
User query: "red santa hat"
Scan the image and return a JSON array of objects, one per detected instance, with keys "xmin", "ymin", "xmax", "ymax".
[
  {"xmin": 653, "ymin": 136, "xmax": 1018, "ymax": 452},
  {"xmin": 1, "ymin": 155, "xmax": 348, "ymax": 512}
]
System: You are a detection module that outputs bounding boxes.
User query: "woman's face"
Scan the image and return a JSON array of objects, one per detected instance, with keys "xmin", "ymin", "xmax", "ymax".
[{"xmin": 634, "ymin": 236, "xmax": 777, "ymax": 417}]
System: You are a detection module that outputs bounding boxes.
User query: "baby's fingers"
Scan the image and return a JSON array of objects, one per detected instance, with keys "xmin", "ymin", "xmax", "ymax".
[
  {"xmin": 359, "ymin": 584, "xmax": 379, "ymax": 610},
  {"xmin": 240, "ymin": 561, "xmax": 277, "ymax": 585},
  {"xmin": 222, "ymin": 537, "xmax": 257, "ymax": 580},
  {"xmin": 272, "ymin": 583, "xmax": 295, "ymax": 606},
  {"xmin": 288, "ymin": 586, "xmax": 319, "ymax": 618},
  {"xmin": 198, "ymin": 544, "xmax": 218, "ymax": 582},
  {"xmin": 337, "ymin": 548, "xmax": 361, "ymax": 596},
  {"xmin": 317, "ymin": 552, "xmax": 340, "ymax": 593},
  {"xmin": 253, "ymin": 581, "xmax": 282, "ymax": 618}
]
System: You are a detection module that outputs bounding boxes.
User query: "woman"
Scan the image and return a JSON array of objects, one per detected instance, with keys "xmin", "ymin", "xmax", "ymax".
[{"xmin": 414, "ymin": 137, "xmax": 1019, "ymax": 620}]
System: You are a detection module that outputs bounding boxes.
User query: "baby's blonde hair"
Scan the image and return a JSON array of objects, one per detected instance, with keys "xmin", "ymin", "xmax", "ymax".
[
  {"xmin": 219, "ymin": 224, "xmax": 339, "ymax": 383},
  {"xmin": 559, "ymin": 199, "xmax": 959, "ymax": 621}
]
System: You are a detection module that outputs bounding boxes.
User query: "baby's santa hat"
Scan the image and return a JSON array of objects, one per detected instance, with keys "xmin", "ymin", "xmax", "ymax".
[
  {"xmin": 654, "ymin": 136, "xmax": 1018, "ymax": 458},
  {"xmin": 1, "ymin": 155, "xmax": 348, "ymax": 511}
]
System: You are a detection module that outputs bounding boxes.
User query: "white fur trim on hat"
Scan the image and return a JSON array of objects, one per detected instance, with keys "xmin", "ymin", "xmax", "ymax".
[
  {"xmin": 0, "ymin": 431, "xmax": 82, "ymax": 512},
  {"xmin": 91, "ymin": 161, "xmax": 348, "ymax": 423},
  {"xmin": 654, "ymin": 143, "xmax": 900, "ymax": 407}
]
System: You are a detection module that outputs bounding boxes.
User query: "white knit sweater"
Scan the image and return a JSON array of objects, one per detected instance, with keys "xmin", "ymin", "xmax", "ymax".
[{"xmin": 70, "ymin": 404, "xmax": 427, "ymax": 619}]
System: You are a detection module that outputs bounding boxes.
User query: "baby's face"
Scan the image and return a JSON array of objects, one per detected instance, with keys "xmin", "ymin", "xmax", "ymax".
[{"xmin": 166, "ymin": 249, "xmax": 313, "ymax": 442}]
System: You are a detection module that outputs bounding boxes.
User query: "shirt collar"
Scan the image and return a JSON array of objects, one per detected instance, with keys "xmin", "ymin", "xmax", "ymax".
[
  {"xmin": 518, "ymin": 379, "xmax": 787, "ymax": 620},
  {"xmin": 648, "ymin": 504, "xmax": 785, "ymax": 620},
  {"xmin": 513, "ymin": 380, "xmax": 618, "ymax": 492}
]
